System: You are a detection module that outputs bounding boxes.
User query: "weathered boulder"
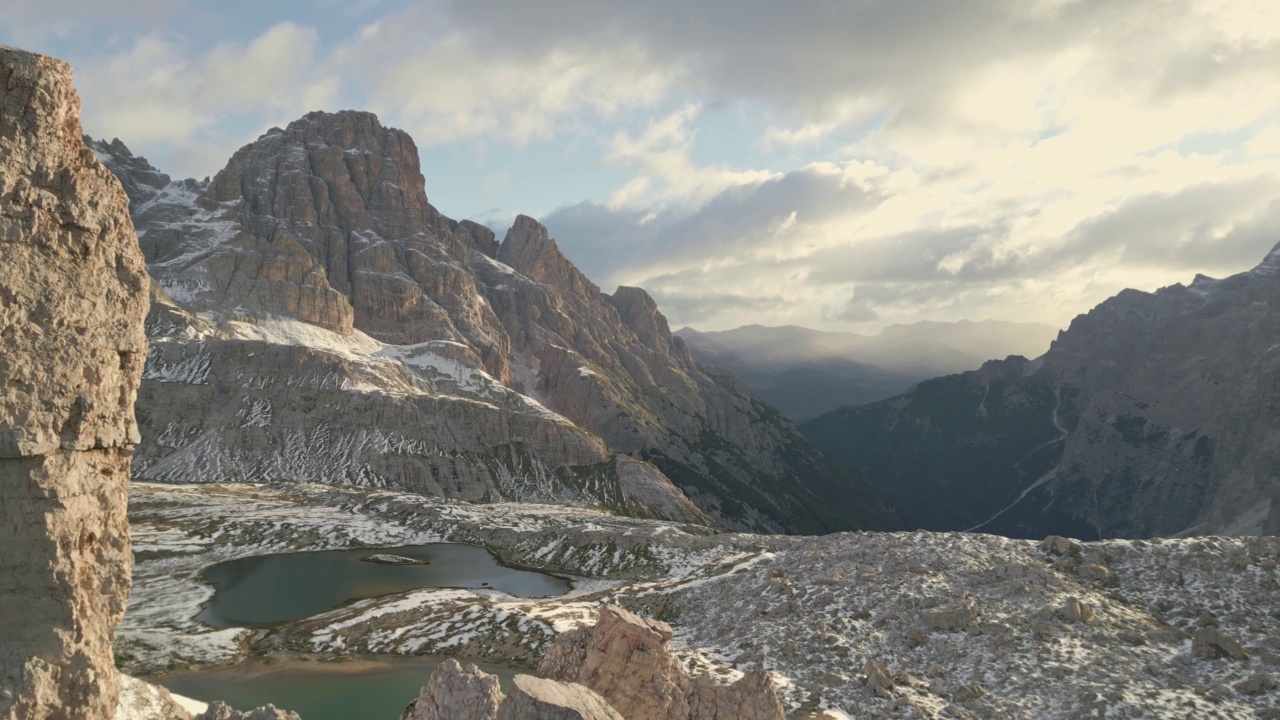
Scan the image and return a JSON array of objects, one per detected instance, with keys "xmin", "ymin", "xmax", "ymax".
[
  {"xmin": 402, "ymin": 659, "xmax": 504, "ymax": 720},
  {"xmin": 496, "ymin": 676, "xmax": 622, "ymax": 720},
  {"xmin": 1191, "ymin": 627, "xmax": 1249, "ymax": 660},
  {"xmin": 0, "ymin": 46, "xmax": 149, "ymax": 720},
  {"xmin": 538, "ymin": 606, "xmax": 785, "ymax": 720},
  {"xmin": 863, "ymin": 659, "xmax": 894, "ymax": 696},
  {"xmin": 1056, "ymin": 598, "xmax": 1094, "ymax": 624},
  {"xmin": 1040, "ymin": 536, "xmax": 1082, "ymax": 557},
  {"xmin": 1076, "ymin": 563, "xmax": 1119, "ymax": 587},
  {"xmin": 1235, "ymin": 672, "xmax": 1277, "ymax": 695},
  {"xmin": 922, "ymin": 598, "xmax": 980, "ymax": 632}
]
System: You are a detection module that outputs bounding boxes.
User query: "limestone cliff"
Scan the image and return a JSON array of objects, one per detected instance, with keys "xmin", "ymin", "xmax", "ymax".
[
  {"xmin": 804, "ymin": 242, "xmax": 1280, "ymax": 538},
  {"xmin": 0, "ymin": 47, "xmax": 149, "ymax": 720},
  {"xmin": 93, "ymin": 111, "xmax": 897, "ymax": 533}
]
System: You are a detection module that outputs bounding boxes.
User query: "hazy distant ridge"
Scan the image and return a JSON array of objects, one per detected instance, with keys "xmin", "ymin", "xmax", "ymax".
[{"xmin": 676, "ymin": 320, "xmax": 1059, "ymax": 419}]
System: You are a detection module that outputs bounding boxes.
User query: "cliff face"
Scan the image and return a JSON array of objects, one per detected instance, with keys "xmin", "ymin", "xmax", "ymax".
[
  {"xmin": 804, "ymin": 244, "xmax": 1280, "ymax": 539},
  {"xmin": 0, "ymin": 47, "xmax": 149, "ymax": 720},
  {"xmin": 94, "ymin": 111, "xmax": 896, "ymax": 533}
]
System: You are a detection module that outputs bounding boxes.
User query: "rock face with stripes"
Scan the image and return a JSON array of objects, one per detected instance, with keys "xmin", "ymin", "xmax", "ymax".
[
  {"xmin": 93, "ymin": 110, "xmax": 898, "ymax": 534},
  {"xmin": 0, "ymin": 46, "xmax": 149, "ymax": 720}
]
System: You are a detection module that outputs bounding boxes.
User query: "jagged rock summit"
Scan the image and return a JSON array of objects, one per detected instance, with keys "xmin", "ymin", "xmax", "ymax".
[
  {"xmin": 804, "ymin": 239, "xmax": 1280, "ymax": 538},
  {"xmin": 0, "ymin": 46, "xmax": 149, "ymax": 720},
  {"xmin": 93, "ymin": 110, "xmax": 898, "ymax": 534}
]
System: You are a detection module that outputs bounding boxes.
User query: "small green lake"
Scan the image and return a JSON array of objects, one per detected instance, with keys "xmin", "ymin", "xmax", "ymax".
[
  {"xmin": 196, "ymin": 543, "xmax": 570, "ymax": 628},
  {"xmin": 157, "ymin": 658, "xmax": 516, "ymax": 720}
]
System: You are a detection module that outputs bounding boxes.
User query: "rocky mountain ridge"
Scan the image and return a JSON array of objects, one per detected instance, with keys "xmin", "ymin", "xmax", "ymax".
[
  {"xmin": 91, "ymin": 111, "xmax": 897, "ymax": 534},
  {"xmin": 803, "ymin": 243, "xmax": 1280, "ymax": 538}
]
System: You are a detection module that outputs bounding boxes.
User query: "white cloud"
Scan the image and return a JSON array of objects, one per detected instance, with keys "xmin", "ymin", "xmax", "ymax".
[
  {"xmin": 1248, "ymin": 126, "xmax": 1280, "ymax": 158},
  {"xmin": 333, "ymin": 9, "xmax": 678, "ymax": 151},
  {"xmin": 76, "ymin": 23, "xmax": 339, "ymax": 177},
  {"xmin": 601, "ymin": 106, "xmax": 778, "ymax": 209}
]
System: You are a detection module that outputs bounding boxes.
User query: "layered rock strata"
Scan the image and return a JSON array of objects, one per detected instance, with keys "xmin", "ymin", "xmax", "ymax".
[{"xmin": 0, "ymin": 47, "xmax": 149, "ymax": 720}]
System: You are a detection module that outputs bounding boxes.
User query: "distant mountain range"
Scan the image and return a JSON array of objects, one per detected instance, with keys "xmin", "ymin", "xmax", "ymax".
[
  {"xmin": 90, "ymin": 112, "xmax": 898, "ymax": 535},
  {"xmin": 802, "ymin": 246, "xmax": 1280, "ymax": 539},
  {"xmin": 676, "ymin": 320, "xmax": 1059, "ymax": 420}
]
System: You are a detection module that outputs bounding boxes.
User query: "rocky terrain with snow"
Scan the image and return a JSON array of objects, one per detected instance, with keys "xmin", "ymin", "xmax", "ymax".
[
  {"xmin": 804, "ymin": 243, "xmax": 1280, "ymax": 539},
  {"xmin": 122, "ymin": 482, "xmax": 1280, "ymax": 719},
  {"xmin": 89, "ymin": 114, "xmax": 896, "ymax": 535}
]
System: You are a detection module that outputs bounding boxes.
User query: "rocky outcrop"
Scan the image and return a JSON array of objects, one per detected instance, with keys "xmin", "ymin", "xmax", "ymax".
[
  {"xmin": 805, "ymin": 241, "xmax": 1280, "ymax": 538},
  {"xmin": 402, "ymin": 659, "xmax": 503, "ymax": 720},
  {"xmin": 0, "ymin": 46, "xmax": 149, "ymax": 720},
  {"xmin": 115, "ymin": 675, "xmax": 195, "ymax": 720},
  {"xmin": 195, "ymin": 703, "xmax": 300, "ymax": 720},
  {"xmin": 409, "ymin": 606, "xmax": 783, "ymax": 720},
  {"xmin": 94, "ymin": 111, "xmax": 897, "ymax": 534},
  {"xmin": 538, "ymin": 606, "xmax": 785, "ymax": 720},
  {"xmin": 1191, "ymin": 627, "xmax": 1248, "ymax": 660},
  {"xmin": 496, "ymin": 676, "xmax": 622, "ymax": 720}
]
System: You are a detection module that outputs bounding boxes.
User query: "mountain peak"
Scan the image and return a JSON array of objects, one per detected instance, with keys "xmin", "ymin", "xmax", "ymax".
[
  {"xmin": 608, "ymin": 286, "xmax": 674, "ymax": 354},
  {"xmin": 499, "ymin": 215, "xmax": 599, "ymax": 297}
]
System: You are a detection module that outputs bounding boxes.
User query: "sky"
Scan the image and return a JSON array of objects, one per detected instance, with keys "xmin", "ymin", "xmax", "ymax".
[{"xmin": 5, "ymin": 0, "xmax": 1280, "ymax": 333}]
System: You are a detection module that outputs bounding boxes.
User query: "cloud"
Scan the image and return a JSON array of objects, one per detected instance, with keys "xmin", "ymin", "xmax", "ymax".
[
  {"xmin": 76, "ymin": 23, "xmax": 339, "ymax": 177},
  {"xmin": 332, "ymin": 9, "xmax": 678, "ymax": 150},
  {"xmin": 1, "ymin": 0, "xmax": 181, "ymax": 44},
  {"xmin": 24, "ymin": 0, "xmax": 1280, "ymax": 335}
]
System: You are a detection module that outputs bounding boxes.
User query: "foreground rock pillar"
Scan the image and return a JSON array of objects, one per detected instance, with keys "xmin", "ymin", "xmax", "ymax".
[{"xmin": 0, "ymin": 46, "xmax": 149, "ymax": 720}]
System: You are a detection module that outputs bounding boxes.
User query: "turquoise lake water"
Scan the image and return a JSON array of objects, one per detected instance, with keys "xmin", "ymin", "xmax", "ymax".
[
  {"xmin": 196, "ymin": 543, "xmax": 570, "ymax": 627},
  {"xmin": 158, "ymin": 658, "xmax": 516, "ymax": 720}
]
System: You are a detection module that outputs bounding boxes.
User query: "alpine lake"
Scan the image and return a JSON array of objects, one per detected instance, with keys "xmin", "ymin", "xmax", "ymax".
[{"xmin": 153, "ymin": 543, "xmax": 570, "ymax": 719}]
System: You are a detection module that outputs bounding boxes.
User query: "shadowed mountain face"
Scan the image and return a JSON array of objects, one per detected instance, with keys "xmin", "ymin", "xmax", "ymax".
[
  {"xmin": 803, "ymin": 247, "xmax": 1280, "ymax": 539},
  {"xmin": 677, "ymin": 320, "xmax": 1058, "ymax": 420},
  {"xmin": 91, "ymin": 111, "xmax": 898, "ymax": 534}
]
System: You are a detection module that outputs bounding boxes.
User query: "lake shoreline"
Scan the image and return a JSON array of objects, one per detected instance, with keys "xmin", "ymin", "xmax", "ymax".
[{"xmin": 142, "ymin": 651, "xmax": 533, "ymax": 682}]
